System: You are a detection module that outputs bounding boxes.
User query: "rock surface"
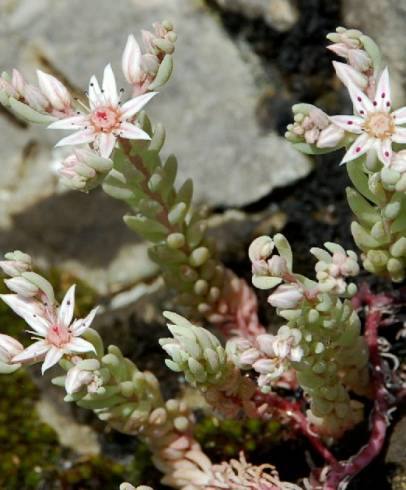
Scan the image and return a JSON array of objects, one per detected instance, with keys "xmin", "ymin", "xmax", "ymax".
[
  {"xmin": 213, "ymin": 0, "xmax": 299, "ymax": 32},
  {"xmin": 342, "ymin": 0, "xmax": 406, "ymax": 105}
]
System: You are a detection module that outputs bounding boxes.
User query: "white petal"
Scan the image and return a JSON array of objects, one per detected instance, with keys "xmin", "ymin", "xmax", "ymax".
[
  {"xmin": 0, "ymin": 294, "xmax": 49, "ymax": 335},
  {"xmin": 42, "ymin": 346, "xmax": 63, "ymax": 373},
  {"xmin": 118, "ymin": 122, "xmax": 151, "ymax": 140},
  {"xmin": 341, "ymin": 133, "xmax": 374, "ymax": 165},
  {"xmin": 347, "ymin": 84, "xmax": 374, "ymax": 116},
  {"xmin": 58, "ymin": 284, "xmax": 75, "ymax": 327},
  {"xmin": 48, "ymin": 115, "xmax": 87, "ymax": 130},
  {"xmin": 392, "ymin": 106, "xmax": 406, "ymax": 124},
  {"xmin": 392, "ymin": 127, "xmax": 406, "ymax": 144},
  {"xmin": 102, "ymin": 63, "xmax": 118, "ymax": 105},
  {"xmin": 55, "ymin": 129, "xmax": 95, "ymax": 148},
  {"xmin": 329, "ymin": 115, "xmax": 363, "ymax": 134},
  {"xmin": 122, "ymin": 34, "xmax": 142, "ymax": 84},
  {"xmin": 121, "ymin": 91, "xmax": 157, "ymax": 119},
  {"xmin": 374, "ymin": 67, "xmax": 391, "ymax": 112},
  {"xmin": 65, "ymin": 337, "xmax": 96, "ymax": 354},
  {"xmin": 72, "ymin": 306, "xmax": 99, "ymax": 336},
  {"xmin": 88, "ymin": 75, "xmax": 103, "ymax": 109},
  {"xmin": 97, "ymin": 132, "xmax": 116, "ymax": 158},
  {"xmin": 375, "ymin": 138, "xmax": 393, "ymax": 167},
  {"xmin": 13, "ymin": 340, "xmax": 49, "ymax": 364}
]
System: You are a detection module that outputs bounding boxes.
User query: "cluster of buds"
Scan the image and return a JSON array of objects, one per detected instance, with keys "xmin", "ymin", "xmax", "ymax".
[
  {"xmin": 0, "ymin": 68, "xmax": 73, "ymax": 120},
  {"xmin": 327, "ymin": 27, "xmax": 376, "ymax": 97},
  {"xmin": 227, "ymin": 325, "xmax": 303, "ymax": 392},
  {"xmin": 56, "ymin": 148, "xmax": 113, "ymax": 191},
  {"xmin": 310, "ymin": 242, "xmax": 359, "ymax": 295},
  {"xmin": 122, "ymin": 21, "xmax": 177, "ymax": 95},
  {"xmin": 285, "ymin": 104, "xmax": 345, "ymax": 150},
  {"xmin": 249, "ymin": 234, "xmax": 368, "ymax": 436},
  {"xmin": 160, "ymin": 312, "xmax": 257, "ymax": 418}
]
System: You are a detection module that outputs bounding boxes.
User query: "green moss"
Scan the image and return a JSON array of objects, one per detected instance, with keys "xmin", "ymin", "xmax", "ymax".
[
  {"xmin": 194, "ymin": 415, "xmax": 285, "ymax": 461},
  {"xmin": 0, "ymin": 369, "xmax": 61, "ymax": 489}
]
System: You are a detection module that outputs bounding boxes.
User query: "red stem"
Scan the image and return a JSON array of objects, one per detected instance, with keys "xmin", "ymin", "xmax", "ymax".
[
  {"xmin": 323, "ymin": 290, "xmax": 391, "ymax": 489},
  {"xmin": 256, "ymin": 391, "xmax": 338, "ymax": 466}
]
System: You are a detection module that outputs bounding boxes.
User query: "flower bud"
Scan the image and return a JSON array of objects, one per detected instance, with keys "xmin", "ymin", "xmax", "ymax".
[
  {"xmin": 0, "ymin": 76, "xmax": 17, "ymax": 98},
  {"xmin": 11, "ymin": 69, "xmax": 25, "ymax": 97},
  {"xmin": 65, "ymin": 366, "xmax": 96, "ymax": 394},
  {"xmin": 348, "ymin": 49, "xmax": 371, "ymax": 72},
  {"xmin": 239, "ymin": 348, "xmax": 261, "ymax": 367},
  {"xmin": 316, "ymin": 124, "xmax": 345, "ymax": 148},
  {"xmin": 268, "ymin": 284, "xmax": 303, "ymax": 309},
  {"xmin": 5, "ymin": 276, "xmax": 39, "ymax": 296},
  {"xmin": 58, "ymin": 149, "xmax": 112, "ymax": 191},
  {"xmin": 267, "ymin": 255, "xmax": 288, "ymax": 277},
  {"xmin": 256, "ymin": 334, "xmax": 276, "ymax": 357},
  {"xmin": 248, "ymin": 236, "xmax": 274, "ymax": 263},
  {"xmin": 122, "ymin": 34, "xmax": 143, "ymax": 84},
  {"xmin": 0, "ymin": 334, "xmax": 24, "ymax": 363},
  {"xmin": 309, "ymin": 107, "xmax": 329, "ymax": 129},
  {"xmin": 391, "ymin": 150, "xmax": 406, "ymax": 173},
  {"xmin": 333, "ymin": 61, "xmax": 368, "ymax": 90},
  {"xmin": 37, "ymin": 70, "xmax": 71, "ymax": 112},
  {"xmin": 0, "ymin": 251, "xmax": 31, "ymax": 277},
  {"xmin": 23, "ymin": 84, "xmax": 49, "ymax": 111},
  {"xmin": 327, "ymin": 43, "xmax": 350, "ymax": 58}
]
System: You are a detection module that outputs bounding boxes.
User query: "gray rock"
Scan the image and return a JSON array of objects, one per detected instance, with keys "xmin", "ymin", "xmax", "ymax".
[
  {"xmin": 342, "ymin": 0, "xmax": 406, "ymax": 106},
  {"xmin": 385, "ymin": 412, "xmax": 406, "ymax": 488},
  {"xmin": 213, "ymin": 0, "xmax": 299, "ymax": 32}
]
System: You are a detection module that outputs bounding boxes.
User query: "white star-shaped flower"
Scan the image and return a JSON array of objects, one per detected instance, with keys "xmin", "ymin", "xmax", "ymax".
[
  {"xmin": 1, "ymin": 285, "xmax": 98, "ymax": 373},
  {"xmin": 48, "ymin": 64, "xmax": 157, "ymax": 158},
  {"xmin": 330, "ymin": 62, "xmax": 406, "ymax": 167}
]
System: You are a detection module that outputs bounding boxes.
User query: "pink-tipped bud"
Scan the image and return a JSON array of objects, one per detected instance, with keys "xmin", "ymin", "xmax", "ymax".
[
  {"xmin": 141, "ymin": 53, "xmax": 160, "ymax": 75},
  {"xmin": 65, "ymin": 366, "xmax": 95, "ymax": 394},
  {"xmin": 327, "ymin": 43, "xmax": 350, "ymax": 58},
  {"xmin": 141, "ymin": 29, "xmax": 156, "ymax": 54},
  {"xmin": 122, "ymin": 34, "xmax": 143, "ymax": 84},
  {"xmin": 248, "ymin": 236, "xmax": 274, "ymax": 263},
  {"xmin": 0, "ymin": 77, "xmax": 17, "ymax": 98},
  {"xmin": 256, "ymin": 334, "xmax": 276, "ymax": 357},
  {"xmin": 0, "ymin": 334, "xmax": 24, "ymax": 363},
  {"xmin": 37, "ymin": 70, "xmax": 71, "ymax": 111},
  {"xmin": 0, "ymin": 252, "xmax": 31, "ymax": 277},
  {"xmin": 5, "ymin": 277, "xmax": 38, "ymax": 297},
  {"xmin": 23, "ymin": 84, "xmax": 49, "ymax": 111},
  {"xmin": 267, "ymin": 255, "xmax": 287, "ymax": 277},
  {"xmin": 239, "ymin": 348, "xmax": 261, "ymax": 367},
  {"xmin": 252, "ymin": 358, "xmax": 276, "ymax": 375},
  {"xmin": 348, "ymin": 49, "xmax": 371, "ymax": 73},
  {"xmin": 11, "ymin": 69, "xmax": 26, "ymax": 97},
  {"xmin": 333, "ymin": 61, "xmax": 368, "ymax": 90},
  {"xmin": 316, "ymin": 124, "xmax": 344, "ymax": 149},
  {"xmin": 309, "ymin": 107, "xmax": 329, "ymax": 129},
  {"xmin": 268, "ymin": 284, "xmax": 303, "ymax": 309}
]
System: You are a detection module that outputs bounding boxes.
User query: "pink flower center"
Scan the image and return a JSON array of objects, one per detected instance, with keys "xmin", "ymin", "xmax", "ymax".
[
  {"xmin": 90, "ymin": 106, "xmax": 121, "ymax": 133},
  {"xmin": 47, "ymin": 324, "xmax": 72, "ymax": 348},
  {"xmin": 363, "ymin": 112, "xmax": 395, "ymax": 139}
]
